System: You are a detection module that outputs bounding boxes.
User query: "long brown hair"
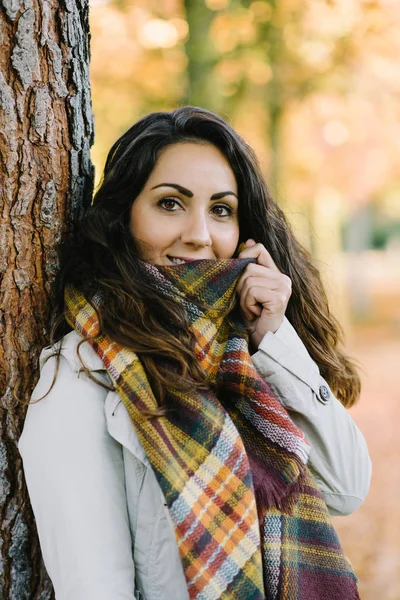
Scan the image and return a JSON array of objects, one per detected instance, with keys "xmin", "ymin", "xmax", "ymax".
[{"xmin": 47, "ymin": 106, "xmax": 360, "ymax": 410}]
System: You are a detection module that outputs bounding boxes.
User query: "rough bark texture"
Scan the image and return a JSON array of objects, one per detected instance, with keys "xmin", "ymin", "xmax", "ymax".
[{"xmin": 0, "ymin": 0, "xmax": 94, "ymax": 597}]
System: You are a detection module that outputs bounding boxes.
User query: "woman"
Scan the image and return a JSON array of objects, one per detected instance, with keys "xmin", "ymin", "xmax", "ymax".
[{"xmin": 18, "ymin": 106, "xmax": 371, "ymax": 600}]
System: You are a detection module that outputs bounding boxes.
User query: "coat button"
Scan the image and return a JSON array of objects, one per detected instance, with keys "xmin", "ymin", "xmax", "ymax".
[{"xmin": 319, "ymin": 385, "xmax": 330, "ymax": 402}]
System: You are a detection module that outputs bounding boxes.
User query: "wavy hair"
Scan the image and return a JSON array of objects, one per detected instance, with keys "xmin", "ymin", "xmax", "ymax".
[{"xmin": 46, "ymin": 106, "xmax": 360, "ymax": 411}]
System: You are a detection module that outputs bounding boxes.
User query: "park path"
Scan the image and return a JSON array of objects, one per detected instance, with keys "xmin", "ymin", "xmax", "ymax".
[{"xmin": 332, "ymin": 327, "xmax": 400, "ymax": 600}]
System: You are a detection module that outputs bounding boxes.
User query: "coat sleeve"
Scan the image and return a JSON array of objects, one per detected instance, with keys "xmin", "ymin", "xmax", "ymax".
[
  {"xmin": 18, "ymin": 351, "xmax": 137, "ymax": 600},
  {"xmin": 251, "ymin": 317, "xmax": 372, "ymax": 517}
]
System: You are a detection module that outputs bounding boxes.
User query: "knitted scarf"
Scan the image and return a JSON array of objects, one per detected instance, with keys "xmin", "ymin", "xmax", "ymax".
[{"xmin": 65, "ymin": 258, "xmax": 359, "ymax": 600}]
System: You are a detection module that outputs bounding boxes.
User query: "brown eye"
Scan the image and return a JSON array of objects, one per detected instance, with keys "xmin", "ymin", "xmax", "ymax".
[
  {"xmin": 157, "ymin": 198, "xmax": 181, "ymax": 211},
  {"xmin": 212, "ymin": 204, "xmax": 232, "ymax": 217}
]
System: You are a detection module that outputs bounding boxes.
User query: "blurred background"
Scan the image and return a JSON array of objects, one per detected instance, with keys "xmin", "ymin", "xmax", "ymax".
[{"xmin": 88, "ymin": 1, "xmax": 400, "ymax": 597}]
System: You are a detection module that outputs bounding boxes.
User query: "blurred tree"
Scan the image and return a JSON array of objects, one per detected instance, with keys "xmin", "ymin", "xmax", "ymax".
[
  {"xmin": 182, "ymin": 0, "xmax": 299, "ymax": 186},
  {"xmin": 184, "ymin": 0, "xmax": 217, "ymax": 109},
  {"xmin": 255, "ymin": 0, "xmax": 284, "ymax": 187},
  {"xmin": 90, "ymin": 0, "xmax": 187, "ymax": 182},
  {"xmin": 0, "ymin": 1, "xmax": 93, "ymax": 598}
]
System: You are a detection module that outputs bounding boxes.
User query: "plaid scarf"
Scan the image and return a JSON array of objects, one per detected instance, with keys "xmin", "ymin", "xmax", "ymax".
[{"xmin": 65, "ymin": 258, "xmax": 359, "ymax": 600}]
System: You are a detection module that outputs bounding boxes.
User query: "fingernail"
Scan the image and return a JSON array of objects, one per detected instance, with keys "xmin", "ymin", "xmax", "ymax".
[{"xmin": 246, "ymin": 239, "xmax": 256, "ymax": 247}]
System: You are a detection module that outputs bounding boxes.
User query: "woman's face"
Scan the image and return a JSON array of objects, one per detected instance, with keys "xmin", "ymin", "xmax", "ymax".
[{"xmin": 130, "ymin": 142, "xmax": 240, "ymax": 265}]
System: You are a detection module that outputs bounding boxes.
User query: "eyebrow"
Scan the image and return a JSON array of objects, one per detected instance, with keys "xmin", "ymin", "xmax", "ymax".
[{"xmin": 150, "ymin": 183, "xmax": 238, "ymax": 200}]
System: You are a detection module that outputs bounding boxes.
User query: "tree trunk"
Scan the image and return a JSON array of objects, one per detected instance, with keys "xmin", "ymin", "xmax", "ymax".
[
  {"xmin": 184, "ymin": 0, "xmax": 217, "ymax": 110},
  {"xmin": 259, "ymin": 0, "xmax": 283, "ymax": 194},
  {"xmin": 0, "ymin": 0, "xmax": 94, "ymax": 597}
]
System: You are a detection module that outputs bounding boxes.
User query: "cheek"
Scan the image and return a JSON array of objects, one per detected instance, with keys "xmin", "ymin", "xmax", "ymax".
[
  {"xmin": 129, "ymin": 206, "xmax": 158, "ymax": 260},
  {"xmin": 214, "ymin": 224, "xmax": 240, "ymax": 258},
  {"xmin": 130, "ymin": 204, "xmax": 157, "ymax": 243},
  {"xmin": 130, "ymin": 204, "xmax": 175, "ymax": 258}
]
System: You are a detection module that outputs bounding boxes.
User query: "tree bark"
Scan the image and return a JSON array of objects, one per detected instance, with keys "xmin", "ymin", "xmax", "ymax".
[
  {"xmin": 184, "ymin": 0, "xmax": 217, "ymax": 110},
  {"xmin": 257, "ymin": 0, "xmax": 283, "ymax": 194},
  {"xmin": 0, "ymin": 0, "xmax": 94, "ymax": 597}
]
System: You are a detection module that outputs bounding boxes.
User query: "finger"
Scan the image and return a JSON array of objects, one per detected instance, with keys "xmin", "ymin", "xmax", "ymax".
[
  {"xmin": 241, "ymin": 280, "xmax": 291, "ymax": 316},
  {"xmin": 239, "ymin": 280, "xmax": 282, "ymax": 311},
  {"xmin": 238, "ymin": 239, "xmax": 256, "ymax": 254},
  {"xmin": 238, "ymin": 277, "xmax": 263, "ymax": 320},
  {"xmin": 240, "ymin": 284, "xmax": 269, "ymax": 320},
  {"xmin": 243, "ymin": 282, "xmax": 276, "ymax": 310},
  {"xmin": 239, "ymin": 287, "xmax": 262, "ymax": 321},
  {"xmin": 236, "ymin": 268, "xmax": 283, "ymax": 295},
  {"xmin": 240, "ymin": 270, "xmax": 292, "ymax": 298},
  {"xmin": 238, "ymin": 241, "xmax": 278, "ymax": 271}
]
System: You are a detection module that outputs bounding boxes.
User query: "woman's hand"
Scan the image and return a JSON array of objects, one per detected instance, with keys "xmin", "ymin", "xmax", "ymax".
[{"xmin": 236, "ymin": 239, "xmax": 292, "ymax": 349}]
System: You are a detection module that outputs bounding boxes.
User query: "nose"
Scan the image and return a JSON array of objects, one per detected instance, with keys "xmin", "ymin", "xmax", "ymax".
[{"xmin": 180, "ymin": 210, "xmax": 212, "ymax": 248}]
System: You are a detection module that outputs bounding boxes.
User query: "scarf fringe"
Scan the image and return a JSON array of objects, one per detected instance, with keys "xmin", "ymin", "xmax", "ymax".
[{"xmin": 248, "ymin": 451, "xmax": 306, "ymax": 519}]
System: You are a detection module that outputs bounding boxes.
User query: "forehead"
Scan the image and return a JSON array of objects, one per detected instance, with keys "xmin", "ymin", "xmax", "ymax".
[{"xmin": 146, "ymin": 142, "xmax": 237, "ymax": 192}]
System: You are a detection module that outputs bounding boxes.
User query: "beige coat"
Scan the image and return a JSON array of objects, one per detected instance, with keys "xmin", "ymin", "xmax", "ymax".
[{"xmin": 18, "ymin": 317, "xmax": 372, "ymax": 600}]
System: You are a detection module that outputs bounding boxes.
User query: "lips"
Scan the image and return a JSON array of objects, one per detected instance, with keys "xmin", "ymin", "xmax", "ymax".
[{"xmin": 167, "ymin": 256, "xmax": 198, "ymax": 265}]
